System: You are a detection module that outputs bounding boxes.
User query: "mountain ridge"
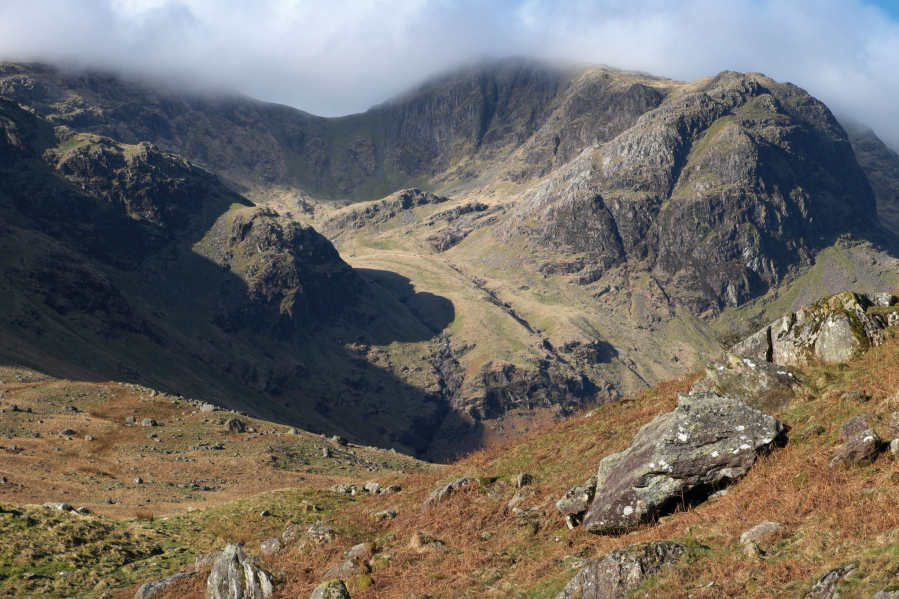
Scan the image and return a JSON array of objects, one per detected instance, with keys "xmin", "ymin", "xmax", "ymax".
[{"xmin": 3, "ymin": 58, "xmax": 899, "ymax": 461}]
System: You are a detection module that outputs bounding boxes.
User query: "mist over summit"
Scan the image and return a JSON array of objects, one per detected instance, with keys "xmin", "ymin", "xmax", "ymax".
[{"xmin": 1, "ymin": 0, "xmax": 899, "ymax": 152}]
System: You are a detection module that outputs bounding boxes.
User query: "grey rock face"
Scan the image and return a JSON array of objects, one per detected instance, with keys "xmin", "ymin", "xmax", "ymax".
[
  {"xmin": 692, "ymin": 353, "xmax": 803, "ymax": 414},
  {"xmin": 739, "ymin": 522, "xmax": 782, "ymax": 545},
  {"xmin": 499, "ymin": 71, "xmax": 876, "ymax": 314},
  {"xmin": 259, "ymin": 538, "xmax": 281, "ymax": 557},
  {"xmin": 371, "ymin": 510, "xmax": 396, "ymax": 521},
  {"xmin": 730, "ymin": 327, "xmax": 773, "ymax": 362},
  {"xmin": 839, "ymin": 414, "xmax": 875, "ymax": 441},
  {"xmin": 205, "ymin": 543, "xmax": 273, "ymax": 599},
  {"xmin": 304, "ymin": 523, "xmax": 335, "ymax": 545},
  {"xmin": 798, "ymin": 424, "xmax": 826, "ymax": 440},
  {"xmin": 126, "ymin": 416, "xmax": 136, "ymax": 423},
  {"xmin": 582, "ymin": 392, "xmax": 783, "ymax": 535},
  {"xmin": 554, "ymin": 541, "xmax": 684, "ymax": 599},
  {"xmin": 870, "ymin": 293, "xmax": 898, "ymax": 307},
  {"xmin": 556, "ymin": 475, "xmax": 598, "ymax": 529},
  {"xmin": 134, "ymin": 571, "xmax": 196, "ymax": 599},
  {"xmin": 804, "ymin": 563, "xmax": 857, "ymax": 599},
  {"xmin": 321, "ymin": 557, "xmax": 367, "ymax": 581},
  {"xmin": 225, "ymin": 419, "xmax": 245, "ymax": 433},
  {"xmin": 829, "ymin": 429, "xmax": 883, "ymax": 469},
  {"xmin": 141, "ymin": 418, "xmax": 158, "ymax": 427},
  {"xmin": 872, "ymin": 590, "xmax": 899, "ymax": 599},
  {"xmin": 44, "ymin": 502, "xmax": 73, "ymax": 512},
  {"xmin": 421, "ymin": 478, "xmax": 478, "ymax": 512},
  {"xmin": 732, "ymin": 293, "xmax": 885, "ymax": 368},
  {"xmin": 309, "ymin": 580, "xmax": 351, "ymax": 599},
  {"xmin": 516, "ymin": 473, "xmax": 533, "ymax": 488}
]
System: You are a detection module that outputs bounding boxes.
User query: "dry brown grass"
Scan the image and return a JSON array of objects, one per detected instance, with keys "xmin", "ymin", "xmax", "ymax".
[
  {"xmin": 75, "ymin": 465, "xmax": 117, "ymax": 479},
  {"xmin": 134, "ymin": 509, "xmax": 155, "ymax": 522},
  {"xmin": 152, "ymin": 346, "xmax": 899, "ymax": 599},
  {"xmin": 209, "ymin": 520, "xmax": 257, "ymax": 546}
]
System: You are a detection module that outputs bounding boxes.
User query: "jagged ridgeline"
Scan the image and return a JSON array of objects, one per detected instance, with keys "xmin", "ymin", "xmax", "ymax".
[{"xmin": 2, "ymin": 59, "xmax": 899, "ymax": 460}]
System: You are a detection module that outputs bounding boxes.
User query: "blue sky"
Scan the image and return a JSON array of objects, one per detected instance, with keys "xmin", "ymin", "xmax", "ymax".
[
  {"xmin": 1, "ymin": 0, "xmax": 898, "ymax": 150},
  {"xmin": 868, "ymin": 0, "xmax": 899, "ymax": 20}
]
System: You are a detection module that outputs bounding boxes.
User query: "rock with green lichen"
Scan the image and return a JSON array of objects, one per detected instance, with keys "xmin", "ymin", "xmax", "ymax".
[
  {"xmin": 803, "ymin": 563, "xmax": 857, "ymax": 599},
  {"xmin": 206, "ymin": 543, "xmax": 273, "ymax": 599},
  {"xmin": 309, "ymin": 580, "xmax": 351, "ymax": 599},
  {"xmin": 582, "ymin": 392, "xmax": 784, "ymax": 535},
  {"xmin": 691, "ymin": 353, "xmax": 804, "ymax": 414},
  {"xmin": 554, "ymin": 541, "xmax": 684, "ymax": 599},
  {"xmin": 731, "ymin": 292, "xmax": 888, "ymax": 367}
]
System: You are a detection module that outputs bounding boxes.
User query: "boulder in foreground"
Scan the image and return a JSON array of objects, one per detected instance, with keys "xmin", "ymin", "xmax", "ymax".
[
  {"xmin": 135, "ymin": 571, "xmax": 197, "ymax": 599},
  {"xmin": 573, "ymin": 392, "xmax": 782, "ymax": 535},
  {"xmin": 310, "ymin": 580, "xmax": 351, "ymax": 599},
  {"xmin": 829, "ymin": 429, "xmax": 882, "ymax": 469},
  {"xmin": 554, "ymin": 541, "xmax": 684, "ymax": 599},
  {"xmin": 206, "ymin": 543, "xmax": 273, "ymax": 599}
]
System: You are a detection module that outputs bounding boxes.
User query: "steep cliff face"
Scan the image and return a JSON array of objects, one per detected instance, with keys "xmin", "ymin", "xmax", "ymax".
[
  {"xmin": 500, "ymin": 72, "xmax": 880, "ymax": 314},
  {"xmin": 0, "ymin": 60, "xmax": 674, "ymax": 201},
  {"xmin": 844, "ymin": 119, "xmax": 899, "ymax": 232}
]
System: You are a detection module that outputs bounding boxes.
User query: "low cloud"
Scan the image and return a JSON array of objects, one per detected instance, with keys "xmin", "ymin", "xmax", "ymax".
[{"xmin": 1, "ymin": 0, "xmax": 898, "ymax": 150}]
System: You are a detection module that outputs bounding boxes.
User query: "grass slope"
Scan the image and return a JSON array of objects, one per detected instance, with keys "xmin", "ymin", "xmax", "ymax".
[{"xmin": 153, "ymin": 329, "xmax": 899, "ymax": 599}]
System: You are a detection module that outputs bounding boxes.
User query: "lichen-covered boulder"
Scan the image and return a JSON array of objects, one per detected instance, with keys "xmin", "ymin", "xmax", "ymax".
[
  {"xmin": 554, "ymin": 541, "xmax": 684, "ymax": 599},
  {"xmin": 321, "ymin": 557, "xmax": 368, "ymax": 581},
  {"xmin": 310, "ymin": 580, "xmax": 351, "ymax": 599},
  {"xmin": 730, "ymin": 292, "xmax": 886, "ymax": 367},
  {"xmin": 420, "ymin": 478, "xmax": 477, "ymax": 512},
  {"xmin": 829, "ymin": 429, "xmax": 882, "ymax": 469},
  {"xmin": 556, "ymin": 475, "xmax": 597, "ymax": 528},
  {"xmin": 582, "ymin": 392, "xmax": 783, "ymax": 535},
  {"xmin": 804, "ymin": 563, "xmax": 857, "ymax": 599},
  {"xmin": 691, "ymin": 353, "xmax": 804, "ymax": 414},
  {"xmin": 839, "ymin": 414, "xmax": 875, "ymax": 441},
  {"xmin": 135, "ymin": 571, "xmax": 197, "ymax": 599},
  {"xmin": 206, "ymin": 543, "xmax": 273, "ymax": 599}
]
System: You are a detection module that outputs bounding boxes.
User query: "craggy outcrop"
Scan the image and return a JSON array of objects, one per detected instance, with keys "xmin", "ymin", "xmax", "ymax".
[
  {"xmin": 565, "ymin": 391, "xmax": 783, "ymax": 535},
  {"xmin": 829, "ymin": 429, "xmax": 883, "ymax": 469},
  {"xmin": 421, "ymin": 477, "xmax": 478, "ymax": 512},
  {"xmin": 196, "ymin": 206, "xmax": 361, "ymax": 339},
  {"xmin": 206, "ymin": 543, "xmax": 273, "ymax": 599},
  {"xmin": 554, "ymin": 541, "xmax": 684, "ymax": 599},
  {"xmin": 321, "ymin": 188, "xmax": 451, "ymax": 235},
  {"xmin": 731, "ymin": 292, "xmax": 891, "ymax": 367},
  {"xmin": 500, "ymin": 72, "xmax": 879, "ymax": 312},
  {"xmin": 135, "ymin": 571, "xmax": 197, "ymax": 599},
  {"xmin": 690, "ymin": 353, "xmax": 804, "ymax": 414}
]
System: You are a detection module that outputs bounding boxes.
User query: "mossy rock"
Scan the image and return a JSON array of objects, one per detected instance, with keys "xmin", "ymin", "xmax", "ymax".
[{"xmin": 347, "ymin": 574, "xmax": 374, "ymax": 593}]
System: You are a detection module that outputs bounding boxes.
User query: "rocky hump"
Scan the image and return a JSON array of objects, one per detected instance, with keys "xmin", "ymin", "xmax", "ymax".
[{"xmin": 577, "ymin": 391, "xmax": 783, "ymax": 535}]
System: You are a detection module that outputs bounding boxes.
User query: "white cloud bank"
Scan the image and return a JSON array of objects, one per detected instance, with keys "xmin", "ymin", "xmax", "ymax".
[{"xmin": 1, "ymin": 0, "xmax": 898, "ymax": 150}]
